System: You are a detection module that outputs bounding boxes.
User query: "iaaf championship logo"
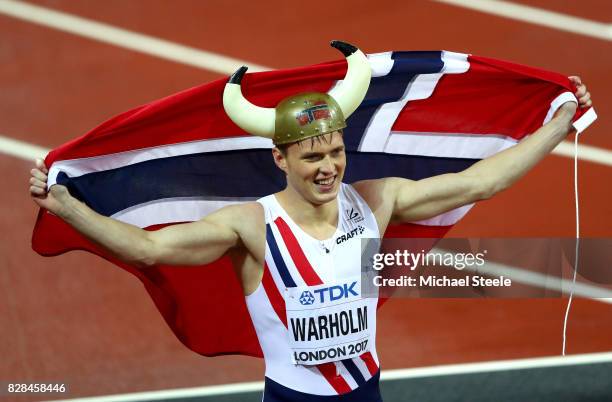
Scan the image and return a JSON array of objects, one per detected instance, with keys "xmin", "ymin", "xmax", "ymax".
[
  {"xmin": 345, "ymin": 208, "xmax": 364, "ymax": 223},
  {"xmin": 296, "ymin": 102, "xmax": 331, "ymax": 126}
]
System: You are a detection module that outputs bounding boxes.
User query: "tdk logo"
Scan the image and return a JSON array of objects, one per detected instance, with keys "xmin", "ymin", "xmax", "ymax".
[
  {"xmin": 299, "ymin": 291, "xmax": 315, "ymax": 305},
  {"xmin": 336, "ymin": 225, "xmax": 365, "ymax": 245},
  {"xmin": 313, "ymin": 282, "xmax": 358, "ymax": 303}
]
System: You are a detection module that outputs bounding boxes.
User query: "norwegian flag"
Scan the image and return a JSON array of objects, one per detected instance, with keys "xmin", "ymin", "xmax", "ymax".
[
  {"xmin": 32, "ymin": 51, "xmax": 595, "ymax": 357},
  {"xmin": 297, "ymin": 102, "xmax": 332, "ymax": 125}
]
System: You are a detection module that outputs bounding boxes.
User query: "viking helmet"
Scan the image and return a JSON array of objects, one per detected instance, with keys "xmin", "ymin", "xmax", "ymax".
[{"xmin": 222, "ymin": 41, "xmax": 371, "ymax": 145}]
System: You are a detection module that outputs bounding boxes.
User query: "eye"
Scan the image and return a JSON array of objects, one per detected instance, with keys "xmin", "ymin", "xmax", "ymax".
[{"xmin": 303, "ymin": 155, "xmax": 321, "ymax": 162}]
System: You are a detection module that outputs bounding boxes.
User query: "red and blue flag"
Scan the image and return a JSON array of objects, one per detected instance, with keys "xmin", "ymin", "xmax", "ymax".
[{"xmin": 31, "ymin": 50, "xmax": 596, "ymax": 357}]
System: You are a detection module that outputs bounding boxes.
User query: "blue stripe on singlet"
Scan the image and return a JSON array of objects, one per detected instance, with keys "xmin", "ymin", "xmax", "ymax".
[
  {"xmin": 341, "ymin": 359, "xmax": 367, "ymax": 386},
  {"xmin": 266, "ymin": 223, "xmax": 297, "ymax": 288}
]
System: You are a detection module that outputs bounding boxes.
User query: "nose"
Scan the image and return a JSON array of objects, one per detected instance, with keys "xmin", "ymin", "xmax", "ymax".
[{"xmin": 319, "ymin": 155, "xmax": 335, "ymax": 174}]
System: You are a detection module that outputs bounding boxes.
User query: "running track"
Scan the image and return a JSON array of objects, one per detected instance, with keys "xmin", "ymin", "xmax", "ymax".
[{"xmin": 1, "ymin": 1, "xmax": 611, "ymax": 400}]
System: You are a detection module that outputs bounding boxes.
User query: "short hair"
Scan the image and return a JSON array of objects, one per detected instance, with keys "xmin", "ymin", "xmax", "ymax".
[{"xmin": 275, "ymin": 131, "xmax": 343, "ymax": 156}]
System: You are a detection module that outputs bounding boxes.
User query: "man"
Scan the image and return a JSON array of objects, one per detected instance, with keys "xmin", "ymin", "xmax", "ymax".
[{"xmin": 29, "ymin": 41, "xmax": 591, "ymax": 401}]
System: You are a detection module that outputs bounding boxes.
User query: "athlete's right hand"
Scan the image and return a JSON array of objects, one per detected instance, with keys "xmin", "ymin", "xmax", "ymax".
[{"xmin": 29, "ymin": 158, "xmax": 72, "ymax": 216}]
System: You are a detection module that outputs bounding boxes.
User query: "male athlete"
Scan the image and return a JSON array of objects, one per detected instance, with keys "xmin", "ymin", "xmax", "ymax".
[{"xmin": 29, "ymin": 42, "xmax": 591, "ymax": 401}]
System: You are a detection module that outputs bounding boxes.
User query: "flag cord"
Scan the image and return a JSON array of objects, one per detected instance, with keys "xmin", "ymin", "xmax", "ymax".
[{"xmin": 562, "ymin": 129, "xmax": 581, "ymax": 356}]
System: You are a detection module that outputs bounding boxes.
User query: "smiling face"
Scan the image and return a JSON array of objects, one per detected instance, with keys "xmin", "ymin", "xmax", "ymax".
[{"xmin": 273, "ymin": 131, "xmax": 346, "ymax": 205}]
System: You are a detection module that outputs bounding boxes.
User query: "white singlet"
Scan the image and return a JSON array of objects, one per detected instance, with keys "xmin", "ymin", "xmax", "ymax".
[{"xmin": 247, "ymin": 183, "xmax": 381, "ymax": 396}]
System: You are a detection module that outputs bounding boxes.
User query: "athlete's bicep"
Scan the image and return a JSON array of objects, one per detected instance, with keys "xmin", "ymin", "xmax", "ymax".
[
  {"xmin": 146, "ymin": 205, "xmax": 244, "ymax": 266},
  {"xmin": 390, "ymin": 173, "xmax": 483, "ymax": 223}
]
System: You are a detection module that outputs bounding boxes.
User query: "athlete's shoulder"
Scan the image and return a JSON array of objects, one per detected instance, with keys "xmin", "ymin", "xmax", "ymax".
[
  {"xmin": 348, "ymin": 179, "xmax": 399, "ymax": 234},
  {"xmin": 228, "ymin": 201, "xmax": 264, "ymax": 221},
  {"xmin": 212, "ymin": 202, "xmax": 265, "ymax": 257},
  {"xmin": 350, "ymin": 178, "xmax": 391, "ymax": 205},
  {"xmin": 208, "ymin": 202, "xmax": 264, "ymax": 230},
  {"xmin": 236, "ymin": 201, "xmax": 264, "ymax": 212}
]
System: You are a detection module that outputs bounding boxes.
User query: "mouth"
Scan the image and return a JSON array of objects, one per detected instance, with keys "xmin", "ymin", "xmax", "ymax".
[{"xmin": 314, "ymin": 175, "xmax": 337, "ymax": 192}]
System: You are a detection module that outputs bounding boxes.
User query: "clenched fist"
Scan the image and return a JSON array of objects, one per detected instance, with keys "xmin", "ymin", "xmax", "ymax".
[{"xmin": 29, "ymin": 158, "xmax": 72, "ymax": 217}]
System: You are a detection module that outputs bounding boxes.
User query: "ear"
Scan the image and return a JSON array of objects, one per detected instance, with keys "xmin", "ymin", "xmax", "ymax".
[{"xmin": 272, "ymin": 147, "xmax": 288, "ymax": 174}]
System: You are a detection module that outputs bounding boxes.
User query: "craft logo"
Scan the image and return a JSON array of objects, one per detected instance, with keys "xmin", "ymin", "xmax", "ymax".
[
  {"xmin": 299, "ymin": 291, "xmax": 315, "ymax": 305},
  {"xmin": 345, "ymin": 208, "xmax": 364, "ymax": 223},
  {"xmin": 296, "ymin": 102, "xmax": 331, "ymax": 126},
  {"xmin": 336, "ymin": 225, "xmax": 365, "ymax": 245}
]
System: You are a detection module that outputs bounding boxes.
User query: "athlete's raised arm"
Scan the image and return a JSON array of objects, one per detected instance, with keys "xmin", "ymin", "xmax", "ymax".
[{"xmin": 29, "ymin": 158, "xmax": 256, "ymax": 267}]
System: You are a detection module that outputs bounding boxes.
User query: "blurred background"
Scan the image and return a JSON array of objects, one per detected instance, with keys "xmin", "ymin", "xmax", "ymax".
[{"xmin": 1, "ymin": 0, "xmax": 611, "ymax": 401}]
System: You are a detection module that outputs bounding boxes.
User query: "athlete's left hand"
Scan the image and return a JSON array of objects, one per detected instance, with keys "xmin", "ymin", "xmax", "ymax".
[{"xmin": 569, "ymin": 76, "xmax": 592, "ymax": 108}]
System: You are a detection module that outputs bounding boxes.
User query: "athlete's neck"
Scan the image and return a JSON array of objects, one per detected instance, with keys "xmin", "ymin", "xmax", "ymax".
[{"xmin": 275, "ymin": 186, "xmax": 338, "ymax": 237}]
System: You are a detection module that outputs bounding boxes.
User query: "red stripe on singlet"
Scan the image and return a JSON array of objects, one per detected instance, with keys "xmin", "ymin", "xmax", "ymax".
[
  {"xmin": 273, "ymin": 217, "xmax": 323, "ymax": 286},
  {"xmin": 360, "ymin": 352, "xmax": 379, "ymax": 376},
  {"xmin": 316, "ymin": 363, "xmax": 352, "ymax": 394},
  {"xmin": 261, "ymin": 263, "xmax": 287, "ymax": 328}
]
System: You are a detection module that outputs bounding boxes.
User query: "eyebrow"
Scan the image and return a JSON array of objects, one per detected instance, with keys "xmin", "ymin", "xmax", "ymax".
[{"xmin": 300, "ymin": 146, "xmax": 345, "ymax": 159}]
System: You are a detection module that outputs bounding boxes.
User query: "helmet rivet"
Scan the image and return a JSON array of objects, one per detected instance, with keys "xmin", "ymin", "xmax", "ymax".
[{"xmin": 300, "ymin": 130, "xmax": 304, "ymax": 134}]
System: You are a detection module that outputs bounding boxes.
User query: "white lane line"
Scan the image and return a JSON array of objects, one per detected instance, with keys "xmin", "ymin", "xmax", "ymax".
[
  {"xmin": 381, "ymin": 351, "xmax": 612, "ymax": 380},
  {"xmin": 0, "ymin": 0, "xmax": 270, "ymax": 74},
  {"xmin": 433, "ymin": 248, "xmax": 612, "ymax": 304},
  {"xmin": 3, "ymin": 133, "xmax": 611, "ymax": 169},
  {"xmin": 44, "ymin": 351, "xmax": 612, "ymax": 401},
  {"xmin": 0, "ymin": 135, "xmax": 48, "ymax": 161},
  {"xmin": 554, "ymin": 140, "xmax": 612, "ymax": 167},
  {"xmin": 431, "ymin": 0, "xmax": 612, "ymax": 42}
]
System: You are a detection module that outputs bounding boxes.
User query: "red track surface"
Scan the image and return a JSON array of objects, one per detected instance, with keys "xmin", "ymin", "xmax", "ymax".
[{"xmin": 1, "ymin": 1, "xmax": 611, "ymax": 400}]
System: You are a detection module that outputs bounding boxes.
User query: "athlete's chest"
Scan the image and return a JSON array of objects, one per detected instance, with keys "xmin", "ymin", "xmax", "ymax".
[
  {"xmin": 253, "ymin": 185, "xmax": 378, "ymax": 286},
  {"xmin": 289, "ymin": 224, "xmax": 372, "ymax": 282}
]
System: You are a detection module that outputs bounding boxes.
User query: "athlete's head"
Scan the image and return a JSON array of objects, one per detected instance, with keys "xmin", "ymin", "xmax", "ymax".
[
  {"xmin": 272, "ymin": 130, "xmax": 346, "ymax": 205},
  {"xmin": 222, "ymin": 40, "xmax": 370, "ymax": 205}
]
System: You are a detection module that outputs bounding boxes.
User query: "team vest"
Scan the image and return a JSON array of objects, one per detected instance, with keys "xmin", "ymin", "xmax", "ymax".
[{"xmin": 247, "ymin": 183, "xmax": 381, "ymax": 396}]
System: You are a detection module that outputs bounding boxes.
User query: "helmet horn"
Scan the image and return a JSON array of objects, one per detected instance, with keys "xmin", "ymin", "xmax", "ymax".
[
  {"xmin": 327, "ymin": 40, "xmax": 371, "ymax": 119},
  {"xmin": 222, "ymin": 66, "xmax": 275, "ymax": 138}
]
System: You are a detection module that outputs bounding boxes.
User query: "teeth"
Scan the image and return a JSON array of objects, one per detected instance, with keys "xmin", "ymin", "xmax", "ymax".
[{"xmin": 316, "ymin": 177, "xmax": 334, "ymax": 185}]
